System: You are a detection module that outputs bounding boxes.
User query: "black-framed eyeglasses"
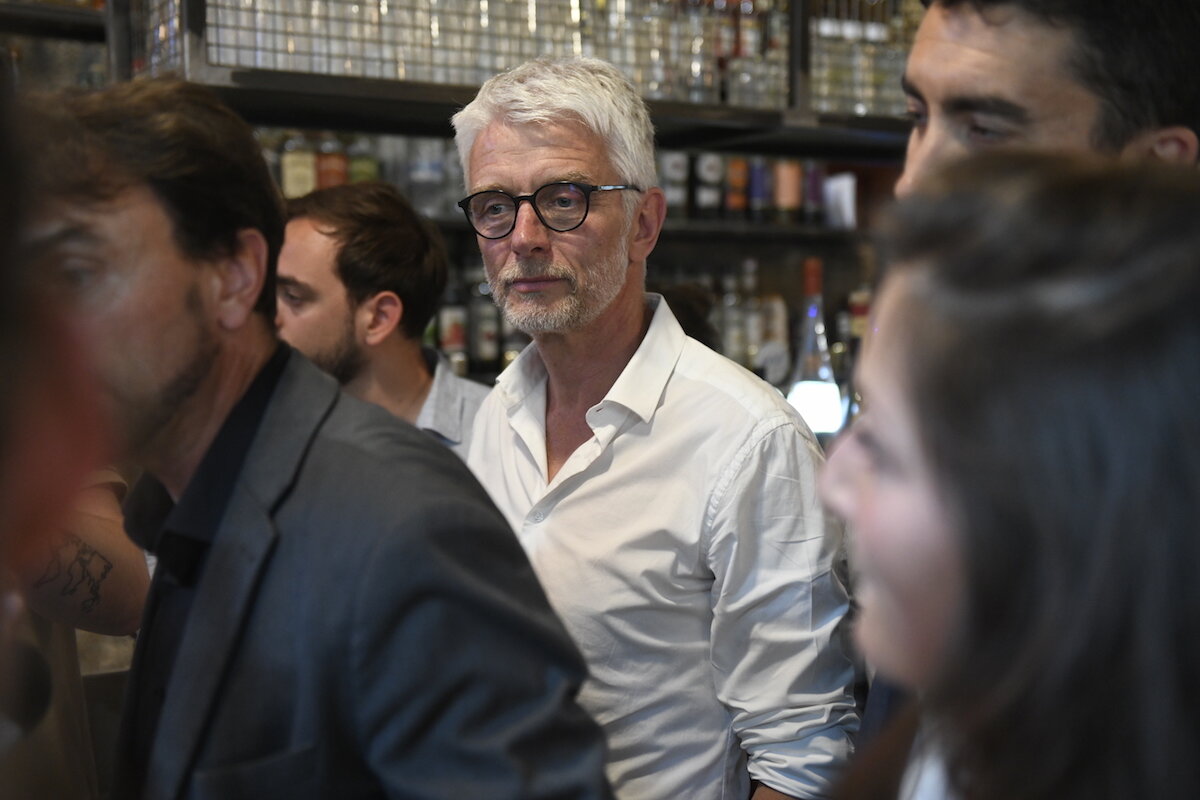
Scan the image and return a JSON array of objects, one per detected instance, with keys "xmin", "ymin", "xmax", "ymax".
[{"xmin": 456, "ymin": 181, "xmax": 643, "ymax": 239}]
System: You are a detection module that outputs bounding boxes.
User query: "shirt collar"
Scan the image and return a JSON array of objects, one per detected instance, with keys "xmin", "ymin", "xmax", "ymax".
[
  {"xmin": 124, "ymin": 345, "xmax": 291, "ymax": 573},
  {"xmin": 494, "ymin": 293, "xmax": 685, "ymax": 425},
  {"xmin": 604, "ymin": 294, "xmax": 685, "ymax": 424},
  {"xmin": 415, "ymin": 348, "xmax": 467, "ymax": 446}
]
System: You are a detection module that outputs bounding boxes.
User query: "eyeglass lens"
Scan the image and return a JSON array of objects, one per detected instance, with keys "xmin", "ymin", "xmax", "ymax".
[{"xmin": 466, "ymin": 183, "xmax": 590, "ymax": 237}]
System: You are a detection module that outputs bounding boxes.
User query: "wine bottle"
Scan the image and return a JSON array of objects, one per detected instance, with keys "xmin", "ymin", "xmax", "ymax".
[
  {"xmin": 785, "ymin": 256, "xmax": 843, "ymax": 447},
  {"xmin": 279, "ymin": 130, "xmax": 317, "ymax": 199}
]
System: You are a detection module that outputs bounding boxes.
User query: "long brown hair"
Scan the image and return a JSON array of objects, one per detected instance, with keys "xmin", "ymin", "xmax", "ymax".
[{"xmin": 877, "ymin": 151, "xmax": 1200, "ymax": 798}]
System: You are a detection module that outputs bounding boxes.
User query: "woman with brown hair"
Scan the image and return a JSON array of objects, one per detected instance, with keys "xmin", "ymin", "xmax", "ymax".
[{"xmin": 823, "ymin": 151, "xmax": 1200, "ymax": 799}]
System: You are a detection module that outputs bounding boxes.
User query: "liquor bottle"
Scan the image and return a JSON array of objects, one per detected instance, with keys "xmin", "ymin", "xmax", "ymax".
[
  {"xmin": 441, "ymin": 139, "xmax": 464, "ymax": 219},
  {"xmin": 747, "ymin": 154, "xmax": 773, "ymax": 222},
  {"xmin": 717, "ymin": 272, "xmax": 747, "ymax": 366},
  {"xmin": 408, "ymin": 137, "xmax": 447, "ymax": 220},
  {"xmin": 315, "ymin": 131, "xmax": 349, "ymax": 188},
  {"xmin": 466, "ymin": 265, "xmax": 501, "ymax": 376},
  {"xmin": 726, "ymin": 0, "xmax": 763, "ymax": 107},
  {"xmin": 437, "ymin": 267, "xmax": 469, "ymax": 378},
  {"xmin": 761, "ymin": 0, "xmax": 790, "ymax": 109},
  {"xmin": 840, "ymin": 283, "xmax": 872, "ymax": 428},
  {"xmin": 659, "ymin": 150, "xmax": 691, "ymax": 220},
  {"xmin": 500, "ymin": 317, "xmax": 530, "ymax": 371},
  {"xmin": 758, "ymin": 288, "xmax": 790, "ymax": 387},
  {"xmin": 772, "ymin": 157, "xmax": 802, "ymax": 225},
  {"xmin": 691, "ymin": 152, "xmax": 726, "ymax": 220},
  {"xmin": 680, "ymin": 0, "xmax": 719, "ymax": 104},
  {"xmin": 279, "ymin": 130, "xmax": 317, "ymax": 199},
  {"xmin": 802, "ymin": 159, "xmax": 827, "ymax": 226},
  {"xmin": 712, "ymin": 0, "xmax": 737, "ymax": 101},
  {"xmin": 256, "ymin": 128, "xmax": 283, "ymax": 188},
  {"xmin": 724, "ymin": 155, "xmax": 749, "ymax": 219},
  {"xmin": 740, "ymin": 257, "xmax": 764, "ymax": 375},
  {"xmin": 639, "ymin": 0, "xmax": 676, "ymax": 100},
  {"xmin": 347, "ymin": 135, "xmax": 381, "ymax": 183},
  {"xmin": 376, "ymin": 135, "xmax": 409, "ymax": 191},
  {"xmin": 785, "ymin": 256, "xmax": 843, "ymax": 446}
]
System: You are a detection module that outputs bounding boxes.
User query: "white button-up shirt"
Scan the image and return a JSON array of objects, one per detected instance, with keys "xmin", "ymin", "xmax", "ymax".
[
  {"xmin": 468, "ymin": 295, "xmax": 858, "ymax": 799},
  {"xmin": 415, "ymin": 348, "xmax": 492, "ymax": 459}
]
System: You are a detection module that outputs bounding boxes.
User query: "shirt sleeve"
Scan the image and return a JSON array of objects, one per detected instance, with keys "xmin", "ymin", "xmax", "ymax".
[
  {"xmin": 705, "ymin": 415, "xmax": 860, "ymax": 798},
  {"xmin": 85, "ymin": 465, "xmax": 129, "ymax": 501}
]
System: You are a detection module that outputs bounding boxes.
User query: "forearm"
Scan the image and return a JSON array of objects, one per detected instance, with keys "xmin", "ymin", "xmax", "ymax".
[
  {"xmin": 23, "ymin": 486, "xmax": 149, "ymax": 634},
  {"xmin": 752, "ymin": 784, "xmax": 801, "ymax": 800}
]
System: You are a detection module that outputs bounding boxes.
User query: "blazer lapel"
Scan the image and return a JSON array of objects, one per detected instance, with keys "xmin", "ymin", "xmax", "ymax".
[{"xmin": 143, "ymin": 354, "xmax": 340, "ymax": 800}]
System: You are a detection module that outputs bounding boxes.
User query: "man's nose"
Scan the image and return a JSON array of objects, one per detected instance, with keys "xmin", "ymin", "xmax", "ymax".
[
  {"xmin": 895, "ymin": 127, "xmax": 942, "ymax": 198},
  {"xmin": 509, "ymin": 199, "xmax": 549, "ymax": 255}
]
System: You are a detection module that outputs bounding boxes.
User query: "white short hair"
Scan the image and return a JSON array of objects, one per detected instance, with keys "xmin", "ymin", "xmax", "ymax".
[{"xmin": 451, "ymin": 56, "xmax": 658, "ymax": 197}]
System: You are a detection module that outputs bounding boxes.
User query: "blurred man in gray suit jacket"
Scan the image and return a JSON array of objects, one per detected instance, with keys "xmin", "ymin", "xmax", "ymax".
[{"xmin": 26, "ymin": 77, "xmax": 612, "ymax": 800}]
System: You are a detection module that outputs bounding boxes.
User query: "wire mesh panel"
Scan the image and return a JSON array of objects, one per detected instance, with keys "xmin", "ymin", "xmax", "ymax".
[{"xmin": 139, "ymin": 0, "xmax": 794, "ymax": 110}]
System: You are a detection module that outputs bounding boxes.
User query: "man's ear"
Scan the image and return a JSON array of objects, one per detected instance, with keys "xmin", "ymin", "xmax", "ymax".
[
  {"xmin": 358, "ymin": 291, "xmax": 404, "ymax": 347},
  {"xmin": 1119, "ymin": 126, "xmax": 1200, "ymax": 166},
  {"xmin": 628, "ymin": 186, "xmax": 667, "ymax": 265},
  {"xmin": 212, "ymin": 228, "xmax": 269, "ymax": 331}
]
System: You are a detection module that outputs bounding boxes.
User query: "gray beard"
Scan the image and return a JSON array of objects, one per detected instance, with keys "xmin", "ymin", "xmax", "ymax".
[{"xmin": 493, "ymin": 245, "xmax": 629, "ymax": 335}]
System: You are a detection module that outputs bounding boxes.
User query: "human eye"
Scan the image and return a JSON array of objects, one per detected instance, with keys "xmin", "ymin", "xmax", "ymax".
[
  {"xmin": 277, "ymin": 284, "xmax": 308, "ymax": 309},
  {"xmin": 964, "ymin": 117, "xmax": 1014, "ymax": 146},
  {"xmin": 544, "ymin": 184, "xmax": 586, "ymax": 211},
  {"xmin": 904, "ymin": 98, "xmax": 928, "ymax": 131},
  {"xmin": 952, "ymin": 106, "xmax": 1026, "ymax": 147},
  {"xmin": 847, "ymin": 419, "xmax": 899, "ymax": 476},
  {"xmin": 49, "ymin": 257, "xmax": 102, "ymax": 294},
  {"xmin": 471, "ymin": 193, "xmax": 512, "ymax": 219}
]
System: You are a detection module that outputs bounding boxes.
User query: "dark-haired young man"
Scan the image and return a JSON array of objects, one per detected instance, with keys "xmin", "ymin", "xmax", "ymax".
[
  {"xmin": 858, "ymin": 0, "xmax": 1200, "ymax": 746},
  {"xmin": 26, "ymin": 77, "xmax": 611, "ymax": 800},
  {"xmin": 897, "ymin": 0, "xmax": 1199, "ymax": 196},
  {"xmin": 276, "ymin": 182, "xmax": 489, "ymax": 457}
]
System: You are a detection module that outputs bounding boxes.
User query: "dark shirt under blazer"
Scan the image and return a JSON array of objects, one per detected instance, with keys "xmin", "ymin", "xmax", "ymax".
[{"xmin": 114, "ymin": 350, "xmax": 611, "ymax": 800}]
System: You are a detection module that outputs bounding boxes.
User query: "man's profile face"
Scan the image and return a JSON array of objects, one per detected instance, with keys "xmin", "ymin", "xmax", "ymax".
[
  {"xmin": 275, "ymin": 217, "xmax": 365, "ymax": 384},
  {"xmin": 895, "ymin": 2, "xmax": 1103, "ymax": 196},
  {"xmin": 28, "ymin": 185, "xmax": 218, "ymax": 463}
]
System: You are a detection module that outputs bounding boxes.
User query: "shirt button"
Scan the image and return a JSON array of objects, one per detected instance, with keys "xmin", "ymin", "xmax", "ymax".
[{"xmin": 531, "ymin": 511, "xmax": 545, "ymax": 523}]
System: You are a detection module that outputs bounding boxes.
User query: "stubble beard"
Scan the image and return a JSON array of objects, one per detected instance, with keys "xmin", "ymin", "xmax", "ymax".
[
  {"xmin": 492, "ymin": 241, "xmax": 630, "ymax": 335},
  {"xmin": 309, "ymin": 310, "xmax": 365, "ymax": 386},
  {"xmin": 116, "ymin": 286, "xmax": 220, "ymax": 465}
]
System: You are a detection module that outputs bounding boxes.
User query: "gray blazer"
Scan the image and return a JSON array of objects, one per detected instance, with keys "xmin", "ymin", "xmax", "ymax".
[{"xmin": 119, "ymin": 354, "xmax": 610, "ymax": 800}]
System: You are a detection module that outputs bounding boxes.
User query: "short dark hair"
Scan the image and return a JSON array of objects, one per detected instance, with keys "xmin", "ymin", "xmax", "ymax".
[
  {"xmin": 878, "ymin": 151, "xmax": 1200, "ymax": 798},
  {"xmin": 24, "ymin": 77, "xmax": 284, "ymax": 319},
  {"xmin": 286, "ymin": 182, "xmax": 447, "ymax": 340},
  {"xmin": 922, "ymin": 0, "xmax": 1200, "ymax": 153}
]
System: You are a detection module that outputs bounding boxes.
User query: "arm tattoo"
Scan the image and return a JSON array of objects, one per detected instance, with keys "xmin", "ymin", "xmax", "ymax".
[{"xmin": 33, "ymin": 532, "xmax": 113, "ymax": 614}]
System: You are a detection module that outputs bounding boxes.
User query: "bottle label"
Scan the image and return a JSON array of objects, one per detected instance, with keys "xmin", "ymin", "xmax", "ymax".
[
  {"xmin": 773, "ymin": 159, "xmax": 802, "ymax": 215},
  {"xmin": 471, "ymin": 304, "xmax": 500, "ymax": 363},
  {"xmin": 693, "ymin": 153, "xmax": 725, "ymax": 216},
  {"xmin": 659, "ymin": 151, "xmax": 689, "ymax": 217},
  {"xmin": 438, "ymin": 306, "xmax": 468, "ymax": 354},
  {"xmin": 349, "ymin": 156, "xmax": 380, "ymax": 183},
  {"xmin": 725, "ymin": 156, "xmax": 749, "ymax": 214},
  {"xmin": 748, "ymin": 157, "xmax": 772, "ymax": 218},
  {"xmin": 316, "ymin": 153, "xmax": 348, "ymax": 188},
  {"xmin": 280, "ymin": 151, "xmax": 317, "ymax": 198}
]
